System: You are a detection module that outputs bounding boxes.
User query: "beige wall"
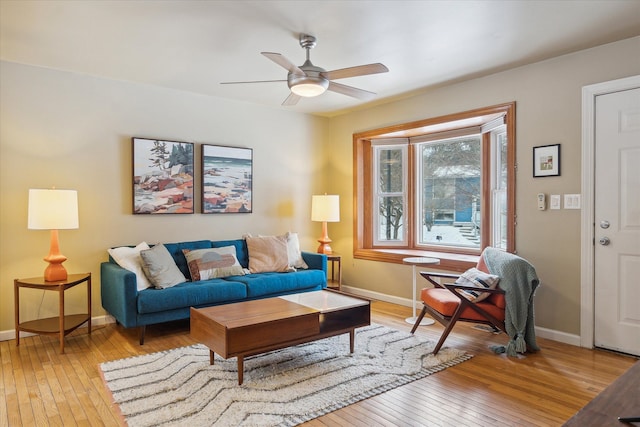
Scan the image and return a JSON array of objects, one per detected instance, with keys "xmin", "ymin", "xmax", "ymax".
[
  {"xmin": 0, "ymin": 61, "xmax": 328, "ymax": 333},
  {"xmin": 1, "ymin": 36, "xmax": 639, "ymax": 340},
  {"xmin": 326, "ymin": 37, "xmax": 640, "ymax": 336}
]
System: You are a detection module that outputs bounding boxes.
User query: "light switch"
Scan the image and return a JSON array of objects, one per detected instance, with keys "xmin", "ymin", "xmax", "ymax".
[
  {"xmin": 564, "ymin": 194, "xmax": 581, "ymax": 209},
  {"xmin": 550, "ymin": 194, "xmax": 561, "ymax": 210}
]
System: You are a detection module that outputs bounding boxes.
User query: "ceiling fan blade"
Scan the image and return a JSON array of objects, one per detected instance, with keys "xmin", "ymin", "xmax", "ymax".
[
  {"xmin": 220, "ymin": 79, "xmax": 286, "ymax": 85},
  {"xmin": 328, "ymin": 81, "xmax": 376, "ymax": 100},
  {"xmin": 282, "ymin": 92, "xmax": 301, "ymax": 106},
  {"xmin": 322, "ymin": 63, "xmax": 389, "ymax": 80},
  {"xmin": 261, "ymin": 52, "xmax": 304, "ymax": 75}
]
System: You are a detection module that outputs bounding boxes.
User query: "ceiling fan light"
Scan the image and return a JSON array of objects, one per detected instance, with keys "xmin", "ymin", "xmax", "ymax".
[{"xmin": 291, "ymin": 83, "xmax": 327, "ymax": 97}]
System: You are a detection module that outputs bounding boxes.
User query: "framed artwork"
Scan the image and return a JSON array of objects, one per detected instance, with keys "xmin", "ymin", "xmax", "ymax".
[
  {"xmin": 533, "ymin": 144, "xmax": 561, "ymax": 177},
  {"xmin": 202, "ymin": 144, "xmax": 253, "ymax": 214},
  {"xmin": 132, "ymin": 137, "xmax": 194, "ymax": 214}
]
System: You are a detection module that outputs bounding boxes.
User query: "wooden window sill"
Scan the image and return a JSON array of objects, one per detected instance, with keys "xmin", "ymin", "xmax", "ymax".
[{"xmin": 354, "ymin": 248, "xmax": 479, "ymax": 272}]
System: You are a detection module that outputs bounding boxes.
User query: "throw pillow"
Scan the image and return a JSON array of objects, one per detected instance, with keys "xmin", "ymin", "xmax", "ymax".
[
  {"xmin": 285, "ymin": 232, "xmax": 308, "ymax": 269},
  {"xmin": 107, "ymin": 242, "xmax": 152, "ymax": 291},
  {"xmin": 182, "ymin": 246, "xmax": 245, "ymax": 281},
  {"xmin": 455, "ymin": 267, "xmax": 500, "ymax": 302},
  {"xmin": 246, "ymin": 235, "xmax": 293, "ymax": 273},
  {"xmin": 139, "ymin": 243, "xmax": 187, "ymax": 289}
]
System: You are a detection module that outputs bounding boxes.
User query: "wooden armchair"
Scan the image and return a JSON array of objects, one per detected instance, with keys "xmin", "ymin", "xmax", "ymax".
[{"xmin": 411, "ymin": 247, "xmax": 539, "ymax": 356}]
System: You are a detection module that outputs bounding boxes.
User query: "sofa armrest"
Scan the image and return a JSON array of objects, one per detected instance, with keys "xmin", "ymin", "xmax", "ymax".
[
  {"xmin": 301, "ymin": 251, "xmax": 327, "ymax": 273},
  {"xmin": 100, "ymin": 262, "xmax": 139, "ymax": 328}
]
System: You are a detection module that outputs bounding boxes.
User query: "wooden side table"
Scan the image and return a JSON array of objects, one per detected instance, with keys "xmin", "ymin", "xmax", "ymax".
[
  {"xmin": 14, "ymin": 273, "xmax": 91, "ymax": 354},
  {"xmin": 326, "ymin": 254, "xmax": 342, "ymax": 290}
]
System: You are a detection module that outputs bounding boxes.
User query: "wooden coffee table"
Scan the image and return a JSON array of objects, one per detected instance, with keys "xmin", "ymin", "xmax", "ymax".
[{"xmin": 190, "ymin": 290, "xmax": 370, "ymax": 384}]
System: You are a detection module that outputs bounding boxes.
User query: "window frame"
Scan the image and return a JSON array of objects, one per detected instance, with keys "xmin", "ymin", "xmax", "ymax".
[{"xmin": 353, "ymin": 102, "xmax": 516, "ymax": 271}]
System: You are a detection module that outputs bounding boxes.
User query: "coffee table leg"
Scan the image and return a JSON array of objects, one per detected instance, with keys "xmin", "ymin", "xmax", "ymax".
[
  {"xmin": 349, "ymin": 329, "xmax": 355, "ymax": 353},
  {"xmin": 209, "ymin": 350, "xmax": 215, "ymax": 365},
  {"xmin": 237, "ymin": 356, "xmax": 244, "ymax": 385}
]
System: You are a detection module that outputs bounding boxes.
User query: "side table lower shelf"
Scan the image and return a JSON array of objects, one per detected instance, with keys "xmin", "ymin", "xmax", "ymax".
[{"xmin": 18, "ymin": 313, "xmax": 90, "ymax": 335}]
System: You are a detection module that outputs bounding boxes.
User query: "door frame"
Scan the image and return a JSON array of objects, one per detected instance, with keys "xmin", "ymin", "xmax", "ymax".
[{"xmin": 580, "ymin": 75, "xmax": 640, "ymax": 349}]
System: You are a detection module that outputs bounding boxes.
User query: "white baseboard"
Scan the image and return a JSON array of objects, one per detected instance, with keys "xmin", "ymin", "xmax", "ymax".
[
  {"xmin": 0, "ymin": 315, "xmax": 115, "ymax": 342},
  {"xmin": 341, "ymin": 285, "xmax": 583, "ymax": 348}
]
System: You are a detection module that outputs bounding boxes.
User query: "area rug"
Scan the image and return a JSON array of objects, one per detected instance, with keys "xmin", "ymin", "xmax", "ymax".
[{"xmin": 100, "ymin": 324, "xmax": 472, "ymax": 427}]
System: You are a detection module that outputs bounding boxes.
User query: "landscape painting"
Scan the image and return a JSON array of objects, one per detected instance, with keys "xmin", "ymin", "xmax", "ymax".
[
  {"xmin": 132, "ymin": 137, "xmax": 194, "ymax": 214},
  {"xmin": 202, "ymin": 144, "xmax": 252, "ymax": 214}
]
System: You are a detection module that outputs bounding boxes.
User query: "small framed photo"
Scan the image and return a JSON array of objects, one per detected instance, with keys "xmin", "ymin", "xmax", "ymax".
[
  {"xmin": 132, "ymin": 137, "xmax": 194, "ymax": 214},
  {"xmin": 202, "ymin": 144, "xmax": 252, "ymax": 214},
  {"xmin": 533, "ymin": 144, "xmax": 561, "ymax": 177}
]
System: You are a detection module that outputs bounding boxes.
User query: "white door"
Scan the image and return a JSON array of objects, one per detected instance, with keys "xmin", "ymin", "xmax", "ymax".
[{"xmin": 594, "ymin": 87, "xmax": 640, "ymax": 356}]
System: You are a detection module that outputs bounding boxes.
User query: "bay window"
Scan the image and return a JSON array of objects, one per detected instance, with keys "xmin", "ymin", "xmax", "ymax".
[{"xmin": 354, "ymin": 103, "xmax": 515, "ymax": 270}]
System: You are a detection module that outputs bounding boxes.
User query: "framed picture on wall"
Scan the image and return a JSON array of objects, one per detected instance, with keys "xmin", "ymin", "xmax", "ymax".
[
  {"xmin": 202, "ymin": 144, "xmax": 253, "ymax": 214},
  {"xmin": 533, "ymin": 144, "xmax": 561, "ymax": 177},
  {"xmin": 132, "ymin": 137, "xmax": 194, "ymax": 214}
]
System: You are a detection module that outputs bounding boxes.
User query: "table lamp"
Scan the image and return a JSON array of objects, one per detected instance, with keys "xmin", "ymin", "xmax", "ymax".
[
  {"xmin": 311, "ymin": 194, "xmax": 340, "ymax": 254},
  {"xmin": 28, "ymin": 188, "xmax": 79, "ymax": 281}
]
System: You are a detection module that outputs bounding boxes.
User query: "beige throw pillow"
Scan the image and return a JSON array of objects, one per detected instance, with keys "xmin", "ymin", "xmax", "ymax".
[
  {"xmin": 246, "ymin": 235, "xmax": 293, "ymax": 273},
  {"xmin": 140, "ymin": 244, "xmax": 187, "ymax": 289}
]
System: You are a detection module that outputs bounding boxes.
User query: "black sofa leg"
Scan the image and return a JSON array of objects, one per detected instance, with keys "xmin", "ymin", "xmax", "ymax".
[{"xmin": 139, "ymin": 326, "xmax": 146, "ymax": 345}]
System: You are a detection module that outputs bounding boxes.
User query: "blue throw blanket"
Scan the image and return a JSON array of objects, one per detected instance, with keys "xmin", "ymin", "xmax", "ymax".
[{"xmin": 483, "ymin": 247, "xmax": 540, "ymax": 356}]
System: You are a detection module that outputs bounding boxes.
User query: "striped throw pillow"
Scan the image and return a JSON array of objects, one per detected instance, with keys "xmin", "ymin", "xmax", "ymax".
[{"xmin": 455, "ymin": 268, "xmax": 500, "ymax": 302}]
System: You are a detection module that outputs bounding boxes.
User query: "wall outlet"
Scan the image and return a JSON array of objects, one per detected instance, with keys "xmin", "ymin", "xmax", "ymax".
[{"xmin": 564, "ymin": 194, "xmax": 581, "ymax": 209}]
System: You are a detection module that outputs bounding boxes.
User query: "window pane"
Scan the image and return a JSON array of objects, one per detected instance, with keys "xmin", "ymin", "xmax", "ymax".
[
  {"xmin": 418, "ymin": 137, "xmax": 481, "ymax": 248},
  {"xmin": 377, "ymin": 148, "xmax": 403, "ymax": 193},
  {"xmin": 377, "ymin": 196, "xmax": 404, "ymax": 241}
]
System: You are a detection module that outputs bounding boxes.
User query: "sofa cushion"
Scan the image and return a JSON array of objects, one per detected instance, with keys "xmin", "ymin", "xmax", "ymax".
[
  {"xmin": 140, "ymin": 244, "xmax": 187, "ymax": 289},
  {"xmin": 107, "ymin": 242, "xmax": 152, "ymax": 291},
  {"xmin": 163, "ymin": 240, "xmax": 213, "ymax": 277},
  {"xmin": 232, "ymin": 269, "xmax": 326, "ymax": 298},
  {"xmin": 137, "ymin": 279, "xmax": 247, "ymax": 314},
  {"xmin": 182, "ymin": 246, "xmax": 245, "ymax": 280},
  {"xmin": 246, "ymin": 235, "xmax": 293, "ymax": 273}
]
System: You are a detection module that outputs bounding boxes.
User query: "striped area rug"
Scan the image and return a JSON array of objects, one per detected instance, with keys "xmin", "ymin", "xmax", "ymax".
[{"xmin": 100, "ymin": 324, "xmax": 472, "ymax": 427}]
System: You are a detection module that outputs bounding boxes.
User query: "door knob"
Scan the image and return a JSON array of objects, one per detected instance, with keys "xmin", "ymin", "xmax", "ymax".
[
  {"xmin": 600, "ymin": 220, "xmax": 610, "ymax": 229},
  {"xmin": 599, "ymin": 237, "xmax": 610, "ymax": 246}
]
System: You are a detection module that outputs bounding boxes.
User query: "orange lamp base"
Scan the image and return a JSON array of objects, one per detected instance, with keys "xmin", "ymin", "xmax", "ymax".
[
  {"xmin": 43, "ymin": 229, "xmax": 68, "ymax": 282},
  {"xmin": 316, "ymin": 221, "xmax": 333, "ymax": 254}
]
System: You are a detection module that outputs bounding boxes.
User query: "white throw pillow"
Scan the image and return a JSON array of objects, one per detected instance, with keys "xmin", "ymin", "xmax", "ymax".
[
  {"xmin": 139, "ymin": 244, "xmax": 187, "ymax": 289},
  {"xmin": 285, "ymin": 232, "xmax": 308, "ymax": 269},
  {"xmin": 108, "ymin": 242, "xmax": 152, "ymax": 291}
]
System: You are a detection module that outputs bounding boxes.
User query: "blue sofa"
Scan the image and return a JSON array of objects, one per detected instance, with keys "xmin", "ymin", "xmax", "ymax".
[{"xmin": 100, "ymin": 239, "xmax": 327, "ymax": 344}]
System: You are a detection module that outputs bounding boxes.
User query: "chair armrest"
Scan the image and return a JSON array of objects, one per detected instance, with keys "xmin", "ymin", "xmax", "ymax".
[
  {"xmin": 419, "ymin": 271, "xmax": 461, "ymax": 288},
  {"xmin": 100, "ymin": 262, "xmax": 139, "ymax": 328},
  {"xmin": 301, "ymin": 251, "xmax": 327, "ymax": 273}
]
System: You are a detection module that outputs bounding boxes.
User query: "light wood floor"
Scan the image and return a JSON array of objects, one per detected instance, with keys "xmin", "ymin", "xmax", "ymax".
[{"xmin": 1, "ymin": 300, "xmax": 637, "ymax": 426}]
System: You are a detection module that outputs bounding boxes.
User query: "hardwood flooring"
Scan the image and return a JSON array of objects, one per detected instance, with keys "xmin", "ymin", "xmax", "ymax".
[{"xmin": 1, "ymin": 300, "xmax": 636, "ymax": 426}]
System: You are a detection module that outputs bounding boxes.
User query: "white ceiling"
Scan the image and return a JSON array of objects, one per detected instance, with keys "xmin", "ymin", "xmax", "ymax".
[{"xmin": 1, "ymin": 1, "xmax": 639, "ymax": 117}]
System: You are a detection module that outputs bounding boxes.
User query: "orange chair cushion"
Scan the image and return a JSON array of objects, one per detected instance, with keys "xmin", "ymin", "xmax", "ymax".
[
  {"xmin": 421, "ymin": 288, "xmax": 505, "ymax": 322},
  {"xmin": 476, "ymin": 255, "xmax": 506, "ymax": 309}
]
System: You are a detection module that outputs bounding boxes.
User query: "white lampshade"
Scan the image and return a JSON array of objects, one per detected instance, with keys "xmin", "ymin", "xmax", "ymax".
[
  {"xmin": 28, "ymin": 189, "xmax": 79, "ymax": 230},
  {"xmin": 311, "ymin": 195, "xmax": 340, "ymax": 222}
]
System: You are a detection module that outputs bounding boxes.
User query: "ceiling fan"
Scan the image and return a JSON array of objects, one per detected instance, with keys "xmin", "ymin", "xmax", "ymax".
[{"xmin": 221, "ymin": 34, "xmax": 389, "ymax": 106}]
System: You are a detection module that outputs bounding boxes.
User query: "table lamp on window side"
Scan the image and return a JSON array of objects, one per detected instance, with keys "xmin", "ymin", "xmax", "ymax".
[
  {"xmin": 28, "ymin": 188, "xmax": 79, "ymax": 281},
  {"xmin": 311, "ymin": 194, "xmax": 340, "ymax": 254}
]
